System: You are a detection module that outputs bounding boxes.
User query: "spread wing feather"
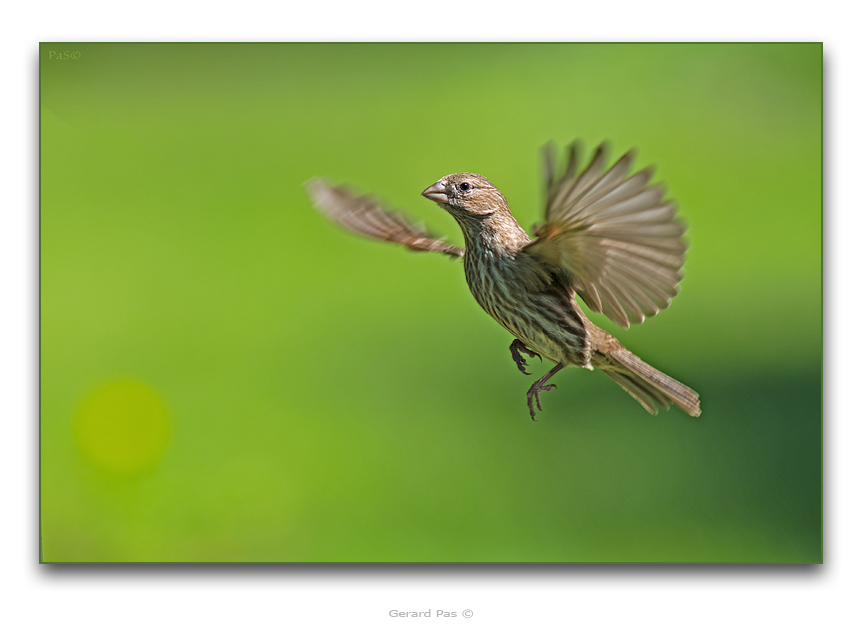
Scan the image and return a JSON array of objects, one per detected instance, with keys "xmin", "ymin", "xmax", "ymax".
[
  {"xmin": 306, "ymin": 179, "xmax": 464, "ymax": 258},
  {"xmin": 525, "ymin": 142, "xmax": 688, "ymax": 328}
]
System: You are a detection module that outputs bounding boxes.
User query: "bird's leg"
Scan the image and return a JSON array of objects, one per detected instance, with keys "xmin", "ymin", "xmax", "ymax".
[
  {"xmin": 527, "ymin": 362, "xmax": 566, "ymax": 420},
  {"xmin": 509, "ymin": 339, "xmax": 541, "ymax": 375}
]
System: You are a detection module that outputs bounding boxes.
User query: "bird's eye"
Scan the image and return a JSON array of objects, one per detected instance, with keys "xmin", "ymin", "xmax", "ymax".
[{"xmin": 459, "ymin": 182, "xmax": 471, "ymax": 191}]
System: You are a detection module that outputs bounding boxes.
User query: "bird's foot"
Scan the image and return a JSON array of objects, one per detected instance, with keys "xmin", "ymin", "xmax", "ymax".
[
  {"xmin": 509, "ymin": 339, "xmax": 541, "ymax": 375},
  {"xmin": 526, "ymin": 381, "xmax": 557, "ymax": 421}
]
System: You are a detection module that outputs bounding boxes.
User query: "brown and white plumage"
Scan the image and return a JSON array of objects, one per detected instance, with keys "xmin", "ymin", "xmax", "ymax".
[
  {"xmin": 527, "ymin": 142, "xmax": 687, "ymax": 329},
  {"xmin": 306, "ymin": 179, "xmax": 464, "ymax": 258},
  {"xmin": 306, "ymin": 141, "xmax": 700, "ymax": 419}
]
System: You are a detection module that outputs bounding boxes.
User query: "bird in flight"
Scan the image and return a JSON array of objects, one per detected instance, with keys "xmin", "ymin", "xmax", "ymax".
[{"xmin": 306, "ymin": 141, "xmax": 700, "ymax": 419}]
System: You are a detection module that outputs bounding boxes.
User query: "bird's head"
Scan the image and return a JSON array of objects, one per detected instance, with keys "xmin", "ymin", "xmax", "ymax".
[{"xmin": 421, "ymin": 173, "xmax": 508, "ymax": 218}]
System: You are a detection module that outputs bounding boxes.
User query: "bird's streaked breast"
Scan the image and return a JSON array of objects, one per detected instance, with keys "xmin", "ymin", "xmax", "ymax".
[{"xmin": 463, "ymin": 249, "xmax": 588, "ymax": 367}]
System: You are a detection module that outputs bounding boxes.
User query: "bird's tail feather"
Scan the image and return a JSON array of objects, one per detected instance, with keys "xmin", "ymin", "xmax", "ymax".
[{"xmin": 602, "ymin": 349, "xmax": 701, "ymax": 417}]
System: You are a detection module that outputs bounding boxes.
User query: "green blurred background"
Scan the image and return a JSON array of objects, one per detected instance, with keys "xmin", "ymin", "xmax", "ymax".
[{"xmin": 40, "ymin": 43, "xmax": 821, "ymax": 563}]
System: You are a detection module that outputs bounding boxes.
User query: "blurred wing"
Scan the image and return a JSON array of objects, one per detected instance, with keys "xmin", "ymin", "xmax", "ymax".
[
  {"xmin": 306, "ymin": 179, "xmax": 464, "ymax": 258},
  {"xmin": 525, "ymin": 142, "xmax": 687, "ymax": 329}
]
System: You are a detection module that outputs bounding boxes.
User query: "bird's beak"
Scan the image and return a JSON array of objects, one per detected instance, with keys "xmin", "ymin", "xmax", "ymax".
[{"xmin": 421, "ymin": 181, "xmax": 448, "ymax": 204}]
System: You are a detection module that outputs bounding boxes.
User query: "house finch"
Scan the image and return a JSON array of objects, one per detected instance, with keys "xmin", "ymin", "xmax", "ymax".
[{"xmin": 306, "ymin": 141, "xmax": 700, "ymax": 419}]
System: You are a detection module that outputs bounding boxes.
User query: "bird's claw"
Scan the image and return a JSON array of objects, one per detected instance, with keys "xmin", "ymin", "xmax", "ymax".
[
  {"xmin": 527, "ymin": 383, "xmax": 557, "ymax": 420},
  {"xmin": 509, "ymin": 339, "xmax": 541, "ymax": 375}
]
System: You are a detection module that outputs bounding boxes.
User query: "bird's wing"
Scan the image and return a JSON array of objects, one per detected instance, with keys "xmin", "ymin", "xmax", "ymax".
[
  {"xmin": 306, "ymin": 179, "xmax": 465, "ymax": 258},
  {"xmin": 524, "ymin": 142, "xmax": 687, "ymax": 329}
]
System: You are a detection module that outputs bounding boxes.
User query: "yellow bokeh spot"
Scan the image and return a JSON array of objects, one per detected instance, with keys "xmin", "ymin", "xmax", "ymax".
[{"xmin": 74, "ymin": 380, "xmax": 171, "ymax": 473}]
